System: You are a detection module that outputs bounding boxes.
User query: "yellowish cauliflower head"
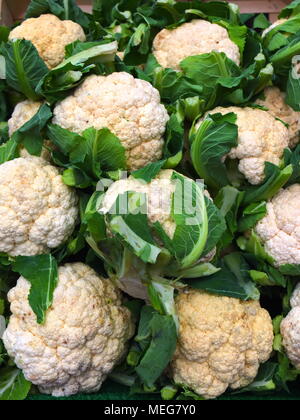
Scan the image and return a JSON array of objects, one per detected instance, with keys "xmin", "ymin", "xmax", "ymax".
[
  {"xmin": 8, "ymin": 14, "xmax": 86, "ymax": 69},
  {"xmin": 53, "ymin": 72, "xmax": 169, "ymax": 171},
  {"xmin": 8, "ymin": 100, "xmax": 52, "ymax": 161},
  {"xmin": 0, "ymin": 157, "xmax": 78, "ymax": 256},
  {"xmin": 3, "ymin": 263, "xmax": 135, "ymax": 397},
  {"xmin": 197, "ymin": 106, "xmax": 289, "ymax": 185},
  {"xmin": 255, "ymin": 184, "xmax": 300, "ymax": 267},
  {"xmin": 262, "ymin": 19, "xmax": 288, "ymax": 37},
  {"xmin": 152, "ymin": 19, "xmax": 240, "ymax": 70},
  {"xmin": 170, "ymin": 290, "xmax": 274, "ymax": 399},
  {"xmin": 281, "ymin": 283, "xmax": 300, "ymax": 369},
  {"xmin": 256, "ymin": 87, "xmax": 300, "ymax": 148}
]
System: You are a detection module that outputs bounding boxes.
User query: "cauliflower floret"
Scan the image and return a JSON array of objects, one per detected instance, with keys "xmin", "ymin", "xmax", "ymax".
[
  {"xmin": 0, "ymin": 157, "xmax": 78, "ymax": 256},
  {"xmin": 3, "ymin": 263, "xmax": 134, "ymax": 397},
  {"xmin": 256, "ymin": 87, "xmax": 300, "ymax": 148},
  {"xmin": 196, "ymin": 106, "xmax": 289, "ymax": 185},
  {"xmin": 53, "ymin": 72, "xmax": 169, "ymax": 171},
  {"xmin": 262, "ymin": 19, "xmax": 288, "ymax": 37},
  {"xmin": 280, "ymin": 284, "xmax": 300, "ymax": 369},
  {"xmin": 170, "ymin": 289, "xmax": 274, "ymax": 399},
  {"xmin": 152, "ymin": 19, "xmax": 240, "ymax": 71},
  {"xmin": 8, "ymin": 100, "xmax": 52, "ymax": 161},
  {"xmin": 8, "ymin": 14, "xmax": 86, "ymax": 69},
  {"xmin": 255, "ymin": 184, "xmax": 300, "ymax": 267}
]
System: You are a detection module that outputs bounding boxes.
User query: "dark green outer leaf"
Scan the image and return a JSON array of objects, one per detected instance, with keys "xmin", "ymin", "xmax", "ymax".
[
  {"xmin": 135, "ymin": 312, "xmax": 177, "ymax": 388},
  {"xmin": 286, "ymin": 68, "xmax": 300, "ymax": 111},
  {"xmin": 1, "ymin": 39, "xmax": 48, "ymax": 100},
  {"xmin": 25, "ymin": 0, "xmax": 90, "ymax": 30},
  {"xmin": 201, "ymin": 196, "xmax": 226, "ymax": 256},
  {"xmin": 132, "ymin": 160, "xmax": 166, "ymax": 183},
  {"xmin": 12, "ymin": 255, "xmax": 58, "ymax": 324},
  {"xmin": 189, "ymin": 253, "xmax": 259, "ymax": 301},
  {"xmin": 12, "ymin": 103, "xmax": 52, "ymax": 156},
  {"xmin": 191, "ymin": 113, "xmax": 238, "ymax": 190},
  {"xmin": 242, "ymin": 163, "xmax": 292, "ymax": 205}
]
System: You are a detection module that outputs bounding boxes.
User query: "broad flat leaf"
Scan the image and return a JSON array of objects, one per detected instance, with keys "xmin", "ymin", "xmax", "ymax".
[
  {"xmin": 1, "ymin": 39, "xmax": 48, "ymax": 100},
  {"xmin": 0, "ymin": 368, "xmax": 31, "ymax": 401},
  {"xmin": 154, "ymin": 172, "xmax": 208, "ymax": 269},
  {"xmin": 12, "ymin": 103, "xmax": 52, "ymax": 156},
  {"xmin": 12, "ymin": 255, "xmax": 58, "ymax": 324},
  {"xmin": 25, "ymin": 0, "xmax": 90, "ymax": 29},
  {"xmin": 191, "ymin": 113, "xmax": 238, "ymax": 190},
  {"xmin": 189, "ymin": 253, "xmax": 260, "ymax": 300},
  {"xmin": 0, "ymin": 138, "xmax": 19, "ymax": 164},
  {"xmin": 135, "ymin": 309, "xmax": 177, "ymax": 388},
  {"xmin": 108, "ymin": 192, "xmax": 162, "ymax": 264}
]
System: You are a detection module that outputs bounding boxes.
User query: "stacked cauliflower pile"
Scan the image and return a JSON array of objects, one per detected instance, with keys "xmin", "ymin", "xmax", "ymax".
[{"xmin": 3, "ymin": 1, "xmax": 300, "ymax": 403}]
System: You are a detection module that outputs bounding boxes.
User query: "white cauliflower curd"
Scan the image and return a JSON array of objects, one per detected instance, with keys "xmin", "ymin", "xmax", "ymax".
[
  {"xmin": 281, "ymin": 283, "xmax": 300, "ymax": 369},
  {"xmin": 0, "ymin": 157, "xmax": 78, "ymax": 256},
  {"xmin": 2, "ymin": 263, "xmax": 135, "ymax": 397},
  {"xmin": 53, "ymin": 72, "xmax": 169, "ymax": 171},
  {"xmin": 170, "ymin": 289, "xmax": 274, "ymax": 399},
  {"xmin": 254, "ymin": 184, "xmax": 300, "ymax": 267},
  {"xmin": 8, "ymin": 14, "xmax": 86, "ymax": 69},
  {"xmin": 256, "ymin": 87, "xmax": 300, "ymax": 148},
  {"xmin": 152, "ymin": 19, "xmax": 240, "ymax": 70},
  {"xmin": 197, "ymin": 106, "xmax": 289, "ymax": 185}
]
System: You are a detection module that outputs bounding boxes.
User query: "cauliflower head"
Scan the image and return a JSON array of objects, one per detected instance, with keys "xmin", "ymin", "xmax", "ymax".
[
  {"xmin": 170, "ymin": 289, "xmax": 274, "ymax": 399},
  {"xmin": 3, "ymin": 263, "xmax": 135, "ymax": 397},
  {"xmin": 197, "ymin": 106, "xmax": 289, "ymax": 185},
  {"xmin": 0, "ymin": 157, "xmax": 78, "ymax": 256},
  {"xmin": 8, "ymin": 14, "xmax": 86, "ymax": 69},
  {"xmin": 152, "ymin": 19, "xmax": 240, "ymax": 70},
  {"xmin": 8, "ymin": 100, "xmax": 52, "ymax": 161},
  {"xmin": 101, "ymin": 170, "xmax": 176, "ymax": 299},
  {"xmin": 280, "ymin": 283, "xmax": 300, "ymax": 369},
  {"xmin": 255, "ymin": 184, "xmax": 300, "ymax": 267},
  {"xmin": 53, "ymin": 72, "xmax": 169, "ymax": 171},
  {"xmin": 101, "ymin": 171, "xmax": 215, "ymax": 299},
  {"xmin": 256, "ymin": 87, "xmax": 300, "ymax": 148}
]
